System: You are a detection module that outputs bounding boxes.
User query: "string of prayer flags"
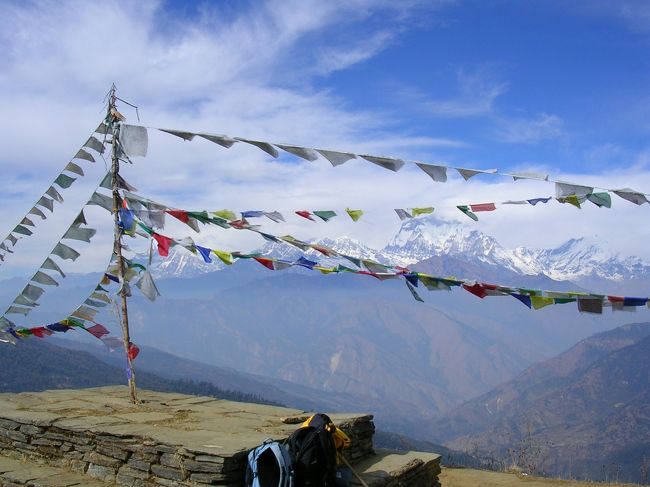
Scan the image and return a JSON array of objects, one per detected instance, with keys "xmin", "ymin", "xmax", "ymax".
[{"xmin": 147, "ymin": 124, "xmax": 650, "ymax": 207}]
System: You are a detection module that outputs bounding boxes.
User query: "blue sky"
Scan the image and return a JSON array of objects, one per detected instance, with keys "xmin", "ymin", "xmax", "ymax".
[{"xmin": 1, "ymin": 0, "xmax": 650, "ymax": 283}]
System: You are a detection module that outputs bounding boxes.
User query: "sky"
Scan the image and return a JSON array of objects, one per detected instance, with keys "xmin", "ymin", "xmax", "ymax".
[{"xmin": 1, "ymin": 0, "xmax": 650, "ymax": 285}]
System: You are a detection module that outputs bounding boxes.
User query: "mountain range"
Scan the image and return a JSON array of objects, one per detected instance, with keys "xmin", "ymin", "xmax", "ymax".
[
  {"xmin": 2, "ymin": 216, "xmax": 649, "ymax": 449},
  {"xmin": 151, "ymin": 216, "xmax": 650, "ymax": 295},
  {"xmin": 430, "ymin": 322, "xmax": 650, "ymax": 483}
]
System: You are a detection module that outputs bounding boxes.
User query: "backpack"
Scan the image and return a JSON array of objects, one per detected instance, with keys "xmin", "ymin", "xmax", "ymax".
[
  {"xmin": 285, "ymin": 413, "xmax": 338, "ymax": 487},
  {"xmin": 246, "ymin": 439, "xmax": 294, "ymax": 487}
]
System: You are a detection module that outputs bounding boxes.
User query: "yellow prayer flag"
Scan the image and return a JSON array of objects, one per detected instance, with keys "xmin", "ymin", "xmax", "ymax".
[
  {"xmin": 212, "ymin": 249, "xmax": 233, "ymax": 265},
  {"xmin": 345, "ymin": 208, "xmax": 364, "ymax": 222},
  {"xmin": 411, "ymin": 207, "xmax": 434, "ymax": 217},
  {"xmin": 212, "ymin": 210, "xmax": 237, "ymax": 221},
  {"xmin": 531, "ymin": 296, "xmax": 554, "ymax": 310}
]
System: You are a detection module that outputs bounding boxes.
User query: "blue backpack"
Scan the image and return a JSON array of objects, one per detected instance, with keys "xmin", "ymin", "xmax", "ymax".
[{"xmin": 246, "ymin": 439, "xmax": 294, "ymax": 487}]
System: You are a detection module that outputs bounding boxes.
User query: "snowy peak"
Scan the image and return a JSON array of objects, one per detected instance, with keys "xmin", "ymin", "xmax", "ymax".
[
  {"xmin": 145, "ymin": 246, "xmax": 223, "ymax": 279},
  {"xmin": 517, "ymin": 237, "xmax": 650, "ymax": 282},
  {"xmin": 382, "ymin": 217, "xmax": 538, "ymax": 274}
]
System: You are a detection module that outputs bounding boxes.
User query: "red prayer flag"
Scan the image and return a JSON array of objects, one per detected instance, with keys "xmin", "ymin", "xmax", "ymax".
[
  {"xmin": 463, "ymin": 283, "xmax": 487, "ymax": 298},
  {"xmin": 253, "ymin": 257, "xmax": 275, "ymax": 270},
  {"xmin": 166, "ymin": 209, "xmax": 189, "ymax": 223},
  {"xmin": 607, "ymin": 295, "xmax": 624, "ymax": 302},
  {"xmin": 152, "ymin": 232, "xmax": 172, "ymax": 257},
  {"xmin": 311, "ymin": 245, "xmax": 333, "ymax": 256},
  {"xmin": 86, "ymin": 323, "xmax": 110, "ymax": 339},
  {"xmin": 128, "ymin": 342, "xmax": 140, "ymax": 361},
  {"xmin": 295, "ymin": 211, "xmax": 315, "ymax": 221},
  {"xmin": 470, "ymin": 203, "xmax": 497, "ymax": 212},
  {"xmin": 229, "ymin": 219, "xmax": 248, "ymax": 229},
  {"xmin": 30, "ymin": 327, "xmax": 53, "ymax": 338}
]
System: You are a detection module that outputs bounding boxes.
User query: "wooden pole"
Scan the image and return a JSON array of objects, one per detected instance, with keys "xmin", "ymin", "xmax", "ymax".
[{"xmin": 108, "ymin": 85, "xmax": 138, "ymax": 404}]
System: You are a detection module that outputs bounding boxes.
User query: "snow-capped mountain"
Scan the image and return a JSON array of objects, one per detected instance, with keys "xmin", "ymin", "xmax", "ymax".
[
  {"xmin": 145, "ymin": 246, "xmax": 223, "ymax": 279},
  {"xmin": 515, "ymin": 238, "xmax": 650, "ymax": 282},
  {"xmin": 381, "ymin": 218, "xmax": 539, "ymax": 274}
]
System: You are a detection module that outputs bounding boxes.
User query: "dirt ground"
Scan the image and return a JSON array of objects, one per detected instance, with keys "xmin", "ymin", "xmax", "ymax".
[{"xmin": 440, "ymin": 467, "xmax": 639, "ymax": 487}]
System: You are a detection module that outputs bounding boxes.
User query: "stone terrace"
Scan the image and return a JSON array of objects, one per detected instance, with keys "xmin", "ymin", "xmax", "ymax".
[{"xmin": 0, "ymin": 386, "xmax": 440, "ymax": 486}]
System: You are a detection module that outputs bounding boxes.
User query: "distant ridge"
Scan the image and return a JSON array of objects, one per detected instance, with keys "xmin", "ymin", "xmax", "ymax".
[{"xmin": 431, "ymin": 322, "xmax": 650, "ymax": 483}]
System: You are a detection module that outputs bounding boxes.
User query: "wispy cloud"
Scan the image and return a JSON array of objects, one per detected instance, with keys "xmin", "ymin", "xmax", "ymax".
[
  {"xmin": 493, "ymin": 113, "xmax": 565, "ymax": 144},
  {"xmin": 415, "ymin": 68, "xmax": 509, "ymax": 118}
]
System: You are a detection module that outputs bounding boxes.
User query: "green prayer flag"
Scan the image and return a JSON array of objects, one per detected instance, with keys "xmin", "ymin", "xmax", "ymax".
[
  {"xmin": 188, "ymin": 211, "xmax": 212, "ymax": 224},
  {"xmin": 54, "ymin": 173, "xmax": 76, "ymax": 189},
  {"xmin": 13, "ymin": 225, "xmax": 33, "ymax": 236},
  {"xmin": 457, "ymin": 206, "xmax": 478, "ymax": 221},
  {"xmin": 586, "ymin": 192, "xmax": 612, "ymax": 208},
  {"xmin": 313, "ymin": 210, "xmax": 337, "ymax": 222},
  {"xmin": 345, "ymin": 208, "xmax": 364, "ymax": 221}
]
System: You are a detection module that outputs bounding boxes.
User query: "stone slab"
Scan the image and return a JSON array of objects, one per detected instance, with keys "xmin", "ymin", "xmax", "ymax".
[{"xmin": 0, "ymin": 386, "xmax": 370, "ymax": 456}]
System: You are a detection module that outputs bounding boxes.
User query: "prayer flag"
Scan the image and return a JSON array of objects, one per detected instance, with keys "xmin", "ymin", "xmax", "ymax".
[
  {"xmin": 197, "ymin": 133, "xmax": 237, "ymax": 148},
  {"xmin": 457, "ymin": 206, "xmax": 478, "ymax": 221},
  {"xmin": 531, "ymin": 296, "xmax": 554, "ymax": 310},
  {"xmin": 345, "ymin": 208, "xmax": 363, "ymax": 221},
  {"xmin": 254, "ymin": 257, "xmax": 275, "ymax": 270},
  {"xmin": 235, "ymin": 138, "xmax": 279, "ymax": 157},
  {"xmin": 316, "ymin": 149, "xmax": 356, "ymax": 166},
  {"xmin": 313, "ymin": 210, "xmax": 337, "ymax": 222},
  {"xmin": 32, "ymin": 271, "xmax": 58, "ymax": 286},
  {"xmin": 296, "ymin": 211, "xmax": 315, "ymax": 221},
  {"xmin": 395, "ymin": 209, "xmax": 412, "ymax": 220},
  {"xmin": 52, "ymin": 242, "xmax": 80, "ymax": 261},
  {"xmin": 555, "ymin": 181, "xmax": 593, "ymax": 198},
  {"xmin": 86, "ymin": 323, "xmax": 110, "ymax": 339},
  {"xmin": 416, "ymin": 163, "xmax": 447, "ymax": 182},
  {"xmin": 241, "ymin": 211, "xmax": 264, "ymax": 218},
  {"xmin": 470, "ymin": 203, "xmax": 496, "ymax": 212},
  {"xmin": 295, "ymin": 256, "xmax": 317, "ymax": 269},
  {"xmin": 578, "ymin": 298, "xmax": 603, "ymax": 314},
  {"xmin": 135, "ymin": 270, "xmax": 161, "ymax": 302},
  {"xmin": 510, "ymin": 293, "xmax": 532, "ymax": 308},
  {"xmin": 463, "ymin": 283, "xmax": 487, "ymax": 298},
  {"xmin": 264, "ymin": 211, "xmax": 285, "ymax": 222},
  {"xmin": 54, "ymin": 173, "xmax": 76, "ymax": 189},
  {"xmin": 74, "ymin": 148, "xmax": 95, "ymax": 163},
  {"xmin": 527, "ymin": 197, "xmax": 552, "ymax": 206},
  {"xmin": 63, "ymin": 226, "xmax": 97, "ymax": 243},
  {"xmin": 128, "ymin": 342, "xmax": 140, "ymax": 361},
  {"xmin": 587, "ymin": 192, "xmax": 612, "ymax": 208},
  {"xmin": 84, "ymin": 135, "xmax": 105, "ymax": 154},
  {"xmin": 213, "ymin": 209, "xmax": 237, "ymax": 221},
  {"xmin": 47, "ymin": 323, "xmax": 72, "ymax": 333},
  {"xmin": 167, "ymin": 209, "xmax": 189, "ymax": 223},
  {"xmin": 275, "ymin": 144, "xmax": 319, "ymax": 161},
  {"xmin": 64, "ymin": 162, "xmax": 84, "ymax": 176},
  {"xmin": 361, "ymin": 155, "xmax": 405, "ymax": 172},
  {"xmin": 159, "ymin": 128, "xmax": 195, "ymax": 141},
  {"xmin": 612, "ymin": 188, "xmax": 648, "ymax": 205},
  {"xmin": 411, "ymin": 207, "xmax": 434, "ymax": 217},
  {"xmin": 406, "ymin": 281, "xmax": 424, "ymax": 302},
  {"xmin": 120, "ymin": 124, "xmax": 149, "ymax": 157},
  {"xmin": 457, "ymin": 168, "xmax": 496, "ymax": 180},
  {"xmin": 212, "ymin": 249, "xmax": 233, "ymax": 265},
  {"xmin": 152, "ymin": 233, "xmax": 172, "ymax": 257},
  {"xmin": 195, "ymin": 245, "xmax": 212, "ymax": 263}
]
